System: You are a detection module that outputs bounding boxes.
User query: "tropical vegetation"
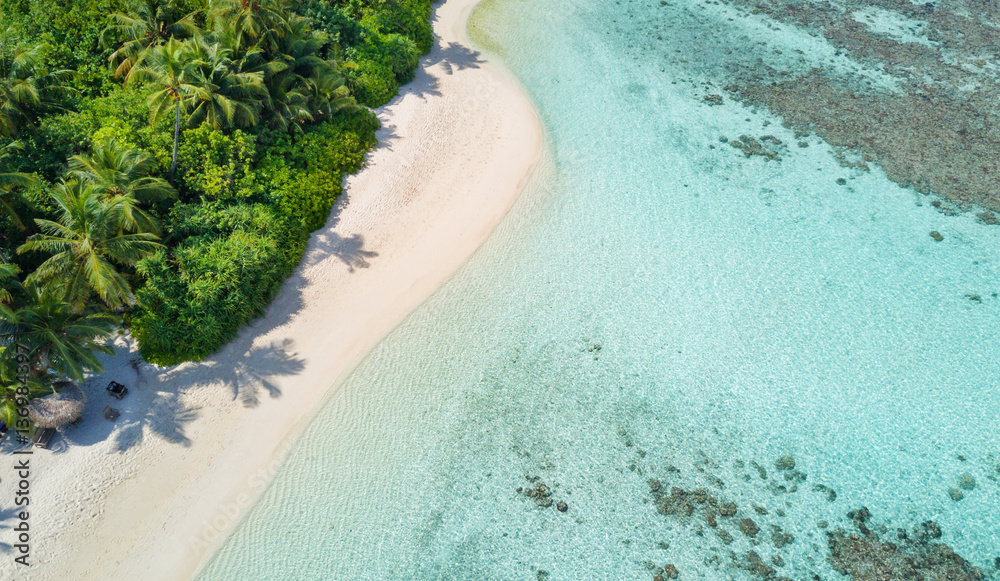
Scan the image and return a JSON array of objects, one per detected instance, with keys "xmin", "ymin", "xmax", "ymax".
[{"xmin": 0, "ymin": 0, "xmax": 432, "ymax": 432}]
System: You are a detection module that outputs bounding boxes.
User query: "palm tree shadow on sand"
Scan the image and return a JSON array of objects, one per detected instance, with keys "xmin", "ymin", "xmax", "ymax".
[{"xmin": 0, "ymin": 505, "xmax": 25, "ymax": 554}]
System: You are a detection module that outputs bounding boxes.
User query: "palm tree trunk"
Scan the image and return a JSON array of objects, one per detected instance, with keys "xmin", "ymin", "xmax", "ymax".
[{"xmin": 170, "ymin": 101, "xmax": 181, "ymax": 176}]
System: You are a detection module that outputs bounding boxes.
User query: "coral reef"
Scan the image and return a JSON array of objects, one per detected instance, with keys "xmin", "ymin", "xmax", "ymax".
[
  {"xmin": 721, "ymin": 0, "xmax": 1000, "ymax": 213},
  {"xmin": 828, "ymin": 508, "xmax": 984, "ymax": 581}
]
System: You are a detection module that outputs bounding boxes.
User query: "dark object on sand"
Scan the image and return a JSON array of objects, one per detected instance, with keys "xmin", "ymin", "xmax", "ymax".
[
  {"xmin": 32, "ymin": 427, "xmax": 56, "ymax": 448},
  {"xmin": 107, "ymin": 381, "xmax": 129, "ymax": 400},
  {"xmin": 103, "ymin": 406, "xmax": 120, "ymax": 421}
]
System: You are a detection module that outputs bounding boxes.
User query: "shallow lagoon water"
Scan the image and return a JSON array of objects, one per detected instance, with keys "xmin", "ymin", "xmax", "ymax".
[{"xmin": 199, "ymin": 0, "xmax": 1000, "ymax": 578}]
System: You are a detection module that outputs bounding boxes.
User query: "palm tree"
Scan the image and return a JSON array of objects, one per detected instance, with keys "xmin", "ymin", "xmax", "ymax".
[
  {"xmin": 101, "ymin": 0, "xmax": 201, "ymax": 78},
  {"xmin": 260, "ymin": 72, "xmax": 310, "ymax": 131},
  {"xmin": 207, "ymin": 0, "xmax": 288, "ymax": 52},
  {"xmin": 68, "ymin": 138, "xmax": 176, "ymax": 201},
  {"xmin": 257, "ymin": 16, "xmax": 356, "ymax": 130},
  {"xmin": 126, "ymin": 38, "xmax": 202, "ymax": 176},
  {"xmin": 0, "ymin": 261, "xmax": 18, "ymax": 305},
  {"xmin": 0, "ymin": 141, "xmax": 39, "ymax": 229},
  {"xmin": 1, "ymin": 289, "xmax": 116, "ymax": 382},
  {"xmin": 185, "ymin": 38, "xmax": 267, "ymax": 129},
  {"xmin": 0, "ymin": 33, "xmax": 73, "ymax": 137},
  {"xmin": 68, "ymin": 139, "xmax": 173, "ymax": 234},
  {"xmin": 302, "ymin": 66, "xmax": 357, "ymax": 122},
  {"xmin": 18, "ymin": 181, "xmax": 162, "ymax": 309},
  {"xmin": 0, "ymin": 360, "xmax": 50, "ymax": 430}
]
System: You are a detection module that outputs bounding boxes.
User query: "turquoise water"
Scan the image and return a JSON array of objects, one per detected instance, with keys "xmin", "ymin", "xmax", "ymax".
[{"xmin": 199, "ymin": 0, "xmax": 1000, "ymax": 578}]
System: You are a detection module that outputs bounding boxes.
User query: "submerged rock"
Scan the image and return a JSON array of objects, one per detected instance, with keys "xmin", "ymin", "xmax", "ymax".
[
  {"xmin": 742, "ymin": 551, "xmax": 775, "ymax": 578},
  {"xmin": 830, "ymin": 509, "xmax": 983, "ymax": 580},
  {"xmin": 948, "ymin": 488, "xmax": 964, "ymax": 502},
  {"xmin": 977, "ymin": 211, "xmax": 1000, "ymax": 225},
  {"xmin": 656, "ymin": 487, "xmax": 695, "ymax": 517},
  {"xmin": 740, "ymin": 518, "xmax": 760, "ymax": 538},
  {"xmin": 774, "ymin": 455, "xmax": 795, "ymax": 470},
  {"xmin": 730, "ymin": 135, "xmax": 780, "ymax": 160},
  {"xmin": 930, "ymin": 230, "xmax": 944, "ymax": 241},
  {"xmin": 828, "ymin": 530, "xmax": 984, "ymax": 581},
  {"xmin": 957, "ymin": 473, "xmax": 976, "ymax": 490},
  {"xmin": 717, "ymin": 528, "xmax": 734, "ymax": 544},
  {"xmin": 783, "ymin": 470, "xmax": 806, "ymax": 483},
  {"xmin": 663, "ymin": 563, "xmax": 679, "ymax": 579},
  {"xmin": 520, "ymin": 477, "xmax": 556, "ymax": 508},
  {"xmin": 651, "ymin": 485, "xmax": 723, "ymax": 519},
  {"xmin": 913, "ymin": 521, "xmax": 942, "ymax": 541},
  {"xmin": 770, "ymin": 525, "xmax": 794, "ymax": 548},
  {"xmin": 812, "ymin": 483, "xmax": 837, "ymax": 501}
]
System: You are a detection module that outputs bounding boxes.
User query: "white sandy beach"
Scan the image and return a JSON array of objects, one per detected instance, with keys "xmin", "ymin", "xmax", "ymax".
[{"xmin": 0, "ymin": 0, "xmax": 541, "ymax": 577}]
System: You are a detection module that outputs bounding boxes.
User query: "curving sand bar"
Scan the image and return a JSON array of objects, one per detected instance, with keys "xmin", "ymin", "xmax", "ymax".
[{"xmin": 0, "ymin": 0, "xmax": 541, "ymax": 577}]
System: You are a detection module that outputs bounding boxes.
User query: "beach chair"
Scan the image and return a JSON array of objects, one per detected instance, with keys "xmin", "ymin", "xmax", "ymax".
[
  {"xmin": 103, "ymin": 406, "xmax": 120, "ymax": 421},
  {"xmin": 32, "ymin": 427, "xmax": 56, "ymax": 449},
  {"xmin": 106, "ymin": 381, "xmax": 129, "ymax": 400},
  {"xmin": 68, "ymin": 415, "xmax": 83, "ymax": 427}
]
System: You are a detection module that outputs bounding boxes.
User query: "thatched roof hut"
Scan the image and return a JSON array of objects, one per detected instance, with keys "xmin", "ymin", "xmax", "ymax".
[{"xmin": 29, "ymin": 382, "xmax": 86, "ymax": 429}]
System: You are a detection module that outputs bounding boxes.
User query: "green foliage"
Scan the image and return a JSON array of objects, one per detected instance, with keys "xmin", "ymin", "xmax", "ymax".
[
  {"xmin": 362, "ymin": 0, "xmax": 433, "ymax": 53},
  {"xmin": 0, "ymin": 141, "xmax": 39, "ymax": 229},
  {"xmin": 294, "ymin": 0, "xmax": 365, "ymax": 49},
  {"xmin": 0, "ymin": 30, "xmax": 76, "ymax": 138},
  {"xmin": 18, "ymin": 181, "xmax": 162, "ymax": 308},
  {"xmin": 68, "ymin": 137, "xmax": 176, "ymax": 207},
  {"xmin": 102, "ymin": 0, "xmax": 199, "ymax": 78},
  {"xmin": 1, "ymin": 0, "xmax": 430, "ymax": 375},
  {"xmin": 19, "ymin": 86, "xmax": 156, "ymax": 179},
  {"xmin": 176, "ymin": 125, "xmax": 260, "ymax": 201},
  {"xmin": 344, "ymin": 31, "xmax": 421, "ymax": 106},
  {"xmin": 344, "ymin": 56, "xmax": 397, "ymax": 107},
  {"xmin": 261, "ymin": 116, "xmax": 375, "ymax": 231},
  {"xmin": 1, "ymin": 288, "xmax": 117, "ymax": 381},
  {"xmin": 0, "ymin": 0, "xmax": 122, "ymax": 95},
  {"xmin": 382, "ymin": 33, "xmax": 420, "ymax": 84},
  {"xmin": 131, "ymin": 202, "xmax": 306, "ymax": 365},
  {"xmin": 0, "ymin": 357, "xmax": 52, "ymax": 431}
]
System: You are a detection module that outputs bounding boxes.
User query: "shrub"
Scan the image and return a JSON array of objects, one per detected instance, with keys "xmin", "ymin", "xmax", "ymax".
[
  {"xmin": 294, "ymin": 0, "xmax": 366, "ymax": 49},
  {"xmin": 20, "ymin": 87, "xmax": 156, "ymax": 179},
  {"xmin": 175, "ymin": 126, "xmax": 261, "ymax": 202},
  {"xmin": 0, "ymin": 0, "xmax": 121, "ymax": 95},
  {"xmin": 344, "ymin": 54, "xmax": 398, "ymax": 107},
  {"xmin": 344, "ymin": 32, "xmax": 421, "ymax": 106},
  {"xmin": 362, "ymin": 0, "xmax": 433, "ymax": 53},
  {"xmin": 260, "ymin": 112, "xmax": 379, "ymax": 231},
  {"xmin": 131, "ymin": 203, "xmax": 307, "ymax": 365},
  {"xmin": 381, "ymin": 33, "xmax": 420, "ymax": 84}
]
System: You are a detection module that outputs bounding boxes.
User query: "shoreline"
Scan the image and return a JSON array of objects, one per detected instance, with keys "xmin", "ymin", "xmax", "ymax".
[{"xmin": 0, "ymin": 0, "xmax": 542, "ymax": 577}]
